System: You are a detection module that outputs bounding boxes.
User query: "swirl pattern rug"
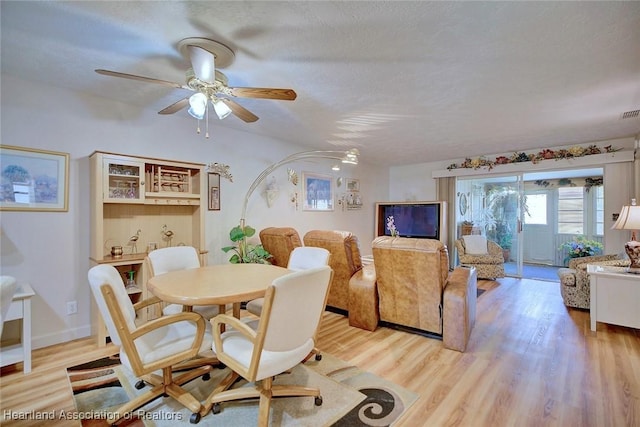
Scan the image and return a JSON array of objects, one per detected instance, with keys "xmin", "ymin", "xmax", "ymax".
[{"xmin": 67, "ymin": 353, "xmax": 417, "ymax": 426}]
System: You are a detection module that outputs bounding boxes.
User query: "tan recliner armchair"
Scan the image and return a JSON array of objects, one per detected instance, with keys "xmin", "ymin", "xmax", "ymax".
[
  {"xmin": 259, "ymin": 227, "xmax": 303, "ymax": 267},
  {"xmin": 303, "ymin": 230, "xmax": 364, "ymax": 312},
  {"xmin": 368, "ymin": 236, "xmax": 478, "ymax": 351}
]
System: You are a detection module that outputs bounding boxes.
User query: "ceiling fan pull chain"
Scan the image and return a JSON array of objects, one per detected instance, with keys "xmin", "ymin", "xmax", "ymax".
[
  {"xmin": 196, "ymin": 118, "xmax": 201, "ymax": 135},
  {"xmin": 205, "ymin": 102, "xmax": 210, "ymax": 139}
]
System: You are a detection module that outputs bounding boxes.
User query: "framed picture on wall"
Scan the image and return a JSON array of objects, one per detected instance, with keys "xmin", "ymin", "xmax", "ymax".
[
  {"xmin": 346, "ymin": 178, "xmax": 360, "ymax": 192},
  {"xmin": 208, "ymin": 173, "xmax": 220, "ymax": 211},
  {"xmin": 0, "ymin": 145, "xmax": 69, "ymax": 212},
  {"xmin": 303, "ymin": 172, "xmax": 334, "ymax": 211}
]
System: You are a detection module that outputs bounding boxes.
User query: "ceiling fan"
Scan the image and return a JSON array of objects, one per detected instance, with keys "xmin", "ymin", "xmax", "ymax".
[{"xmin": 95, "ymin": 38, "xmax": 297, "ymax": 135}]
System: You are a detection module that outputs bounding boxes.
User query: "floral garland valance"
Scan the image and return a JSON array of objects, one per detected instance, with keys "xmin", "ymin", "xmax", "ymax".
[
  {"xmin": 447, "ymin": 144, "xmax": 620, "ymax": 171},
  {"xmin": 528, "ymin": 176, "xmax": 603, "ymax": 192}
]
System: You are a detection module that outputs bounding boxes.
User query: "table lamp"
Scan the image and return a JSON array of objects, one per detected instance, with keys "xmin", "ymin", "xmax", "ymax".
[{"xmin": 611, "ymin": 198, "xmax": 640, "ymax": 274}]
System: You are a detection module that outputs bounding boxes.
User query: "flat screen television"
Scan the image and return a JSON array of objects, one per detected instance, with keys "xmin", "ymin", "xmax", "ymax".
[{"xmin": 375, "ymin": 201, "xmax": 447, "ymax": 242}]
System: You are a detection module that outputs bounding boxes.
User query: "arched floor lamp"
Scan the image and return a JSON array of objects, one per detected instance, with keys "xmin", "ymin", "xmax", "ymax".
[{"xmin": 239, "ymin": 148, "xmax": 359, "ymax": 227}]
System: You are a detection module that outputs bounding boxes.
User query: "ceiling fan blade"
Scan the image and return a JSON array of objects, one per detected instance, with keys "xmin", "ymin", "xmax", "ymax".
[
  {"xmin": 221, "ymin": 99, "xmax": 259, "ymax": 123},
  {"xmin": 228, "ymin": 87, "xmax": 297, "ymax": 101},
  {"xmin": 95, "ymin": 69, "xmax": 189, "ymax": 90},
  {"xmin": 187, "ymin": 45, "xmax": 215, "ymax": 83},
  {"xmin": 158, "ymin": 97, "xmax": 189, "ymax": 115}
]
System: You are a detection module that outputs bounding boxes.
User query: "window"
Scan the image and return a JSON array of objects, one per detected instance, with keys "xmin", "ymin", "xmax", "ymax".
[
  {"xmin": 557, "ymin": 187, "xmax": 584, "ymax": 234},
  {"xmin": 594, "ymin": 185, "xmax": 604, "ymax": 235},
  {"xmin": 524, "ymin": 193, "xmax": 547, "ymax": 225}
]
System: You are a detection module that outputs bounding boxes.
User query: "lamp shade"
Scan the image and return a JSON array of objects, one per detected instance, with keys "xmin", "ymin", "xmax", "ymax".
[
  {"xmin": 611, "ymin": 202, "xmax": 640, "ymax": 231},
  {"xmin": 188, "ymin": 92, "xmax": 207, "ymax": 120},
  {"xmin": 212, "ymin": 99, "xmax": 232, "ymax": 119},
  {"xmin": 611, "ymin": 199, "xmax": 640, "ymax": 273}
]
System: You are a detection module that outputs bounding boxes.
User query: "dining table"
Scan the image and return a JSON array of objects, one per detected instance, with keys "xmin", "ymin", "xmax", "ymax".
[{"xmin": 146, "ymin": 263, "xmax": 291, "ymax": 318}]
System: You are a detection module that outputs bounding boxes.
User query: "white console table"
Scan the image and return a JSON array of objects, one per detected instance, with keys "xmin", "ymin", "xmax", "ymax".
[
  {"xmin": 588, "ymin": 265, "xmax": 640, "ymax": 332},
  {"xmin": 0, "ymin": 283, "xmax": 35, "ymax": 373}
]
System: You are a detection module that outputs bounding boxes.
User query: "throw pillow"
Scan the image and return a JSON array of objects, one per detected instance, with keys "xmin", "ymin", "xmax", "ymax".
[{"xmin": 463, "ymin": 235, "xmax": 488, "ymax": 255}]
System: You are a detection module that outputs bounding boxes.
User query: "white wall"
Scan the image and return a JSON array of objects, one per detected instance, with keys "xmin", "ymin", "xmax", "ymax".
[{"xmin": 0, "ymin": 74, "xmax": 388, "ymax": 348}]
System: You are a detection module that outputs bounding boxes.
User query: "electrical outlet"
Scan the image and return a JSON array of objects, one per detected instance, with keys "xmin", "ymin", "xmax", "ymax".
[{"xmin": 66, "ymin": 300, "xmax": 78, "ymax": 315}]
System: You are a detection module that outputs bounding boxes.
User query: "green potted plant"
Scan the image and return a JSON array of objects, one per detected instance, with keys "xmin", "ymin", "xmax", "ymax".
[
  {"xmin": 495, "ymin": 222, "xmax": 513, "ymax": 261},
  {"xmin": 222, "ymin": 224, "xmax": 272, "ymax": 264}
]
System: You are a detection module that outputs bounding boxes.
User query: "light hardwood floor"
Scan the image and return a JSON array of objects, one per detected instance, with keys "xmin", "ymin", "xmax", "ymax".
[{"xmin": 1, "ymin": 277, "xmax": 639, "ymax": 426}]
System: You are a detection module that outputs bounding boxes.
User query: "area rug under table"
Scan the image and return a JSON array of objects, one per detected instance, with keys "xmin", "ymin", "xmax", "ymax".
[{"xmin": 67, "ymin": 353, "xmax": 417, "ymax": 427}]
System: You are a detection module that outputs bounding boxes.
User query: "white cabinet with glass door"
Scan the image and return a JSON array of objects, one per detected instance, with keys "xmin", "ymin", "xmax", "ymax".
[{"xmin": 102, "ymin": 156, "xmax": 145, "ymax": 203}]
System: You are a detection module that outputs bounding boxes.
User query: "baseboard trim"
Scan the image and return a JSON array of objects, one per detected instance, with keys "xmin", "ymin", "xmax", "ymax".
[{"xmin": 32, "ymin": 325, "xmax": 92, "ymax": 350}]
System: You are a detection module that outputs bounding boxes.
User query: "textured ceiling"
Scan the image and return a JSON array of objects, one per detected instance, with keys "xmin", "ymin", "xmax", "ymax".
[{"xmin": 1, "ymin": 1, "xmax": 639, "ymax": 166}]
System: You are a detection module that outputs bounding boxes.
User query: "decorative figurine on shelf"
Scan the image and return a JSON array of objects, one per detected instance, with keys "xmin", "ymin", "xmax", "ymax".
[
  {"xmin": 128, "ymin": 229, "xmax": 141, "ymax": 254},
  {"xmin": 161, "ymin": 224, "xmax": 174, "ymax": 247}
]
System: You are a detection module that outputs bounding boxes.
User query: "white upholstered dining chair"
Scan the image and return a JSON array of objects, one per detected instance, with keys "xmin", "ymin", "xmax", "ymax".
[
  {"xmin": 0, "ymin": 276, "xmax": 18, "ymax": 336},
  {"xmin": 246, "ymin": 246, "xmax": 330, "ymax": 361},
  {"xmin": 203, "ymin": 266, "xmax": 333, "ymax": 426},
  {"xmin": 246, "ymin": 246, "xmax": 330, "ymax": 316},
  {"xmin": 146, "ymin": 246, "xmax": 224, "ymax": 320},
  {"xmin": 88, "ymin": 264, "xmax": 213, "ymax": 424}
]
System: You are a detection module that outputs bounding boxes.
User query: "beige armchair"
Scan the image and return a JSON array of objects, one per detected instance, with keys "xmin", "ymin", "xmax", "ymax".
[
  {"xmin": 455, "ymin": 236, "xmax": 505, "ymax": 279},
  {"xmin": 558, "ymin": 254, "xmax": 629, "ymax": 309},
  {"xmin": 368, "ymin": 236, "xmax": 477, "ymax": 351},
  {"xmin": 258, "ymin": 227, "xmax": 302, "ymax": 267},
  {"xmin": 303, "ymin": 230, "xmax": 364, "ymax": 312}
]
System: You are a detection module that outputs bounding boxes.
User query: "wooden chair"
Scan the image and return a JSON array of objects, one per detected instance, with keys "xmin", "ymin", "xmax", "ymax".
[
  {"xmin": 88, "ymin": 264, "xmax": 213, "ymax": 424},
  {"xmin": 202, "ymin": 266, "xmax": 333, "ymax": 426},
  {"xmin": 246, "ymin": 246, "xmax": 330, "ymax": 316},
  {"xmin": 246, "ymin": 246, "xmax": 330, "ymax": 361}
]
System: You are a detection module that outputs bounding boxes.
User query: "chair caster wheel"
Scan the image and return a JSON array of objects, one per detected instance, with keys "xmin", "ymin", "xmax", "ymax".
[
  {"xmin": 135, "ymin": 380, "xmax": 146, "ymax": 390},
  {"xmin": 315, "ymin": 395, "xmax": 323, "ymax": 406},
  {"xmin": 315, "ymin": 353, "xmax": 322, "ymax": 361},
  {"xmin": 189, "ymin": 412, "xmax": 201, "ymax": 424},
  {"xmin": 202, "ymin": 373, "xmax": 210, "ymax": 381},
  {"xmin": 212, "ymin": 403, "xmax": 221, "ymax": 414},
  {"xmin": 217, "ymin": 363, "xmax": 226, "ymax": 369}
]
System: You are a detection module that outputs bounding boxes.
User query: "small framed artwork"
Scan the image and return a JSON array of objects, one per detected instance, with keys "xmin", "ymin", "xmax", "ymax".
[
  {"xmin": 0, "ymin": 145, "xmax": 69, "ymax": 212},
  {"xmin": 208, "ymin": 173, "xmax": 220, "ymax": 211},
  {"xmin": 303, "ymin": 172, "xmax": 334, "ymax": 211},
  {"xmin": 347, "ymin": 192, "xmax": 363, "ymax": 210},
  {"xmin": 346, "ymin": 178, "xmax": 360, "ymax": 192}
]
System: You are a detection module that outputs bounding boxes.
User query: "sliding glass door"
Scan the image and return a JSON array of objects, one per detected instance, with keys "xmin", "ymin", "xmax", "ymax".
[
  {"xmin": 457, "ymin": 174, "xmax": 525, "ymax": 277},
  {"xmin": 456, "ymin": 168, "xmax": 604, "ymax": 278}
]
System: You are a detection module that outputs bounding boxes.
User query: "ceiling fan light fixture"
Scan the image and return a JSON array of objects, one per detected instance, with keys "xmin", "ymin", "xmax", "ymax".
[
  {"xmin": 188, "ymin": 92, "xmax": 207, "ymax": 120},
  {"xmin": 213, "ymin": 99, "xmax": 232, "ymax": 120}
]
